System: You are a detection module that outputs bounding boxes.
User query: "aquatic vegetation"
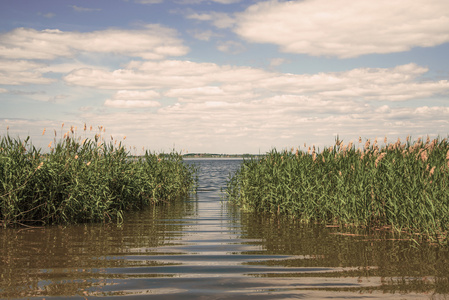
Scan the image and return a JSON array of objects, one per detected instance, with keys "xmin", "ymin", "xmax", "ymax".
[
  {"xmin": 226, "ymin": 136, "xmax": 449, "ymax": 244},
  {"xmin": 0, "ymin": 126, "xmax": 197, "ymax": 226}
]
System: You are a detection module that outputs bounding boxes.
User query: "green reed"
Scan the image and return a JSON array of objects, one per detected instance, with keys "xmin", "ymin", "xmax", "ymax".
[
  {"xmin": 227, "ymin": 136, "xmax": 449, "ymax": 244},
  {"xmin": 0, "ymin": 129, "xmax": 197, "ymax": 227}
]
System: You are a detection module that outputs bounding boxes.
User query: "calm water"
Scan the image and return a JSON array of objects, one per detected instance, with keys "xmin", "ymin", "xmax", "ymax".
[{"xmin": 1, "ymin": 158, "xmax": 449, "ymax": 299}]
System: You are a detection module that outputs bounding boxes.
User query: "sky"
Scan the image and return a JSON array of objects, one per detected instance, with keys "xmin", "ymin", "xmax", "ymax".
[{"xmin": 1, "ymin": 0, "xmax": 449, "ymax": 154}]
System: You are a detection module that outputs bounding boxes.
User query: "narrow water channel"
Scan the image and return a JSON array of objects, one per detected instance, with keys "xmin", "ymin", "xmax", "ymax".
[{"xmin": 1, "ymin": 158, "xmax": 449, "ymax": 299}]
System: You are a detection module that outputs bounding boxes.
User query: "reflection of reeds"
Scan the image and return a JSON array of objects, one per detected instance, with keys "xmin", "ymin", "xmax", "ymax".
[
  {"xmin": 227, "ymin": 136, "xmax": 449, "ymax": 245},
  {"xmin": 0, "ymin": 126, "xmax": 197, "ymax": 227}
]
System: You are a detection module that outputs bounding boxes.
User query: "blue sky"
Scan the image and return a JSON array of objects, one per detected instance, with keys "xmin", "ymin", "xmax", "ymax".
[{"xmin": 1, "ymin": 0, "xmax": 449, "ymax": 154}]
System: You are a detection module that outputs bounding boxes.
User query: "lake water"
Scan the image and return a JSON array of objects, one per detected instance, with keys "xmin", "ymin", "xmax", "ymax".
[{"xmin": 1, "ymin": 158, "xmax": 449, "ymax": 299}]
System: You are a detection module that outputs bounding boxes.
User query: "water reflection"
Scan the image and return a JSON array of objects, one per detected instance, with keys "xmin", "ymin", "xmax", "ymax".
[
  {"xmin": 1, "ymin": 158, "xmax": 449, "ymax": 299},
  {"xmin": 0, "ymin": 197, "xmax": 193, "ymax": 298},
  {"xmin": 237, "ymin": 210, "xmax": 449, "ymax": 296}
]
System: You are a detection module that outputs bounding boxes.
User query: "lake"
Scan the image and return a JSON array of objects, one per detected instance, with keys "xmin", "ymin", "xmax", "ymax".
[{"xmin": 1, "ymin": 158, "xmax": 449, "ymax": 299}]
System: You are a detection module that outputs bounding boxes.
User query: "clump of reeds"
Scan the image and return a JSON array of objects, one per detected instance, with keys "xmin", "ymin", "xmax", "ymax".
[
  {"xmin": 0, "ymin": 125, "xmax": 197, "ymax": 227},
  {"xmin": 226, "ymin": 136, "xmax": 449, "ymax": 245}
]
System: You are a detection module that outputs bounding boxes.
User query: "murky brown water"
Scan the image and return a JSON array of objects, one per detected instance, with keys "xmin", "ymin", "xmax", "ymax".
[{"xmin": 1, "ymin": 159, "xmax": 449, "ymax": 299}]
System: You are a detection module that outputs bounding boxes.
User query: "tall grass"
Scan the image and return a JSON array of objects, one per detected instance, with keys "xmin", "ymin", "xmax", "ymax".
[
  {"xmin": 226, "ymin": 136, "xmax": 449, "ymax": 244},
  {"xmin": 0, "ymin": 126, "xmax": 197, "ymax": 227}
]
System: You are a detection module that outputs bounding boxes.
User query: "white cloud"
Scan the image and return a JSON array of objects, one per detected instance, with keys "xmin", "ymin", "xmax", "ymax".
[
  {"xmin": 164, "ymin": 86, "xmax": 257, "ymax": 102},
  {"xmin": 2, "ymin": 89, "xmax": 70, "ymax": 103},
  {"xmin": 113, "ymin": 90, "xmax": 160, "ymax": 100},
  {"xmin": 216, "ymin": 40, "xmax": 245, "ymax": 54},
  {"xmin": 67, "ymin": 66, "xmax": 267, "ymax": 105},
  {"xmin": 0, "ymin": 25, "xmax": 188, "ymax": 60},
  {"xmin": 135, "ymin": 0, "xmax": 163, "ymax": 4},
  {"xmin": 187, "ymin": 12, "xmax": 235, "ymax": 28},
  {"xmin": 71, "ymin": 5, "xmax": 101, "ymax": 12},
  {"xmin": 37, "ymin": 62, "xmax": 103, "ymax": 74},
  {"xmin": 38, "ymin": 12, "xmax": 55, "ymax": 18},
  {"xmin": 166, "ymin": 86, "xmax": 224, "ymax": 98},
  {"xmin": 234, "ymin": 0, "xmax": 449, "ymax": 58},
  {"xmin": 104, "ymin": 99, "xmax": 161, "ymax": 108},
  {"xmin": 186, "ymin": 13, "xmax": 212, "ymax": 21},
  {"xmin": 253, "ymin": 63, "xmax": 449, "ymax": 102},
  {"xmin": 64, "ymin": 60, "xmax": 272, "ymax": 89},
  {"xmin": 65, "ymin": 61, "xmax": 449, "ymax": 103},
  {"xmin": 103, "ymin": 90, "xmax": 161, "ymax": 108},
  {"xmin": 189, "ymin": 30, "xmax": 218, "ymax": 41},
  {"xmin": 0, "ymin": 60, "xmax": 55, "ymax": 85},
  {"xmin": 48, "ymin": 94, "xmax": 68, "ymax": 103},
  {"xmin": 270, "ymin": 58, "xmax": 286, "ymax": 67}
]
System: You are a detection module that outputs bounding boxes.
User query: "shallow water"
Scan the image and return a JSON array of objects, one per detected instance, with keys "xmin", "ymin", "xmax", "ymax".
[{"xmin": 1, "ymin": 158, "xmax": 449, "ymax": 299}]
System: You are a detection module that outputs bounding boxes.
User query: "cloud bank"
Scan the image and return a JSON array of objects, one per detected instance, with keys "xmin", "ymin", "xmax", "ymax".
[
  {"xmin": 0, "ymin": 25, "xmax": 188, "ymax": 60},
  {"xmin": 64, "ymin": 61, "xmax": 449, "ymax": 103},
  {"xmin": 59, "ymin": 60, "xmax": 449, "ymax": 153},
  {"xmin": 234, "ymin": 0, "xmax": 449, "ymax": 57}
]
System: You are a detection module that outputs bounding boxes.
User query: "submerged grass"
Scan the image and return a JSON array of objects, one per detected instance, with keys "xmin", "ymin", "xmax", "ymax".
[
  {"xmin": 0, "ymin": 127, "xmax": 197, "ymax": 227},
  {"xmin": 226, "ymin": 136, "xmax": 449, "ymax": 245}
]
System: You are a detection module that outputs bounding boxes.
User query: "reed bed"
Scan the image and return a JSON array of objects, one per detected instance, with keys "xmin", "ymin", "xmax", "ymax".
[
  {"xmin": 0, "ymin": 126, "xmax": 197, "ymax": 227},
  {"xmin": 226, "ymin": 136, "xmax": 449, "ymax": 244}
]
